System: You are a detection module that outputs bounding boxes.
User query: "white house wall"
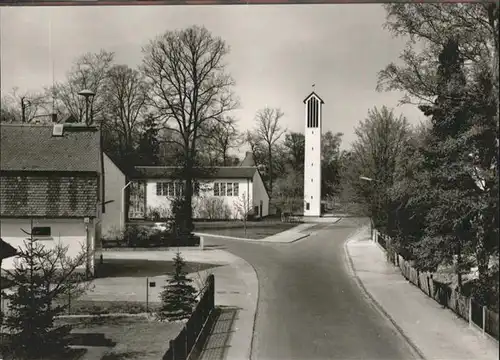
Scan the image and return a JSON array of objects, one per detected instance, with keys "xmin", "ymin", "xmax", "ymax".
[
  {"xmin": 0, "ymin": 218, "xmax": 95, "ymax": 271},
  {"xmin": 252, "ymin": 172, "xmax": 269, "ymax": 217},
  {"xmin": 145, "ymin": 178, "xmax": 254, "ymax": 220},
  {"xmin": 102, "ymin": 154, "xmax": 126, "ymax": 237}
]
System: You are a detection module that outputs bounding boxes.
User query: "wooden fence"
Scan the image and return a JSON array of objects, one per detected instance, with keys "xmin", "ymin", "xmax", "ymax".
[
  {"xmin": 163, "ymin": 274, "xmax": 216, "ymax": 360},
  {"xmin": 373, "ymin": 230, "xmax": 499, "ymax": 341}
]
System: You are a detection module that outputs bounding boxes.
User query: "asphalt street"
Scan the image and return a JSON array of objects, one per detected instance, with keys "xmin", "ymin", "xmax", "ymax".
[{"xmin": 204, "ymin": 218, "xmax": 419, "ymax": 360}]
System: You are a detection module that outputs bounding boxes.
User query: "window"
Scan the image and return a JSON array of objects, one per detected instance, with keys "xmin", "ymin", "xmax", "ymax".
[
  {"xmin": 306, "ymin": 203, "xmax": 310, "ymax": 210},
  {"xmin": 32, "ymin": 226, "xmax": 52, "ymax": 240},
  {"xmin": 156, "ymin": 182, "xmax": 179, "ymax": 197},
  {"xmin": 167, "ymin": 182, "xmax": 175, "ymax": 197},
  {"xmin": 174, "ymin": 181, "xmax": 184, "ymax": 197},
  {"xmin": 213, "ymin": 182, "xmax": 240, "ymax": 197},
  {"xmin": 156, "ymin": 182, "xmax": 167, "ymax": 196}
]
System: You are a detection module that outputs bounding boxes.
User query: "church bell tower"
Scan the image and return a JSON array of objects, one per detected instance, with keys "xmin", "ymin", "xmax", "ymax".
[{"xmin": 303, "ymin": 91, "xmax": 324, "ymax": 217}]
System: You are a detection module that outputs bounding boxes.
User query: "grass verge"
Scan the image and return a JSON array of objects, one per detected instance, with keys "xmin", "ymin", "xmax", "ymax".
[
  {"xmin": 199, "ymin": 223, "xmax": 297, "ymax": 239},
  {"xmin": 62, "ymin": 300, "xmax": 161, "ymax": 316},
  {"xmin": 56, "ymin": 316, "xmax": 183, "ymax": 360},
  {"xmin": 95, "ymin": 259, "xmax": 220, "ymax": 278}
]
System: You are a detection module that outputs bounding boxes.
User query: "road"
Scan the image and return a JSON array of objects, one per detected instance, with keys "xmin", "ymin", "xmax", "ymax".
[{"xmin": 204, "ymin": 218, "xmax": 419, "ymax": 360}]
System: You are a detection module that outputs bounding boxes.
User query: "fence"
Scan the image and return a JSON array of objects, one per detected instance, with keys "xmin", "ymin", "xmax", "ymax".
[
  {"xmin": 163, "ymin": 274, "xmax": 215, "ymax": 360},
  {"xmin": 373, "ymin": 230, "xmax": 499, "ymax": 341}
]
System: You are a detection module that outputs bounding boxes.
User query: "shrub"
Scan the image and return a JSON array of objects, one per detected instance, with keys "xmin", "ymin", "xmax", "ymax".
[
  {"xmin": 146, "ymin": 206, "xmax": 171, "ymax": 221},
  {"xmin": 101, "ymin": 227, "xmax": 126, "ymax": 248},
  {"xmin": 124, "ymin": 225, "xmax": 152, "ymax": 247},
  {"xmin": 197, "ymin": 197, "xmax": 232, "ymax": 220}
]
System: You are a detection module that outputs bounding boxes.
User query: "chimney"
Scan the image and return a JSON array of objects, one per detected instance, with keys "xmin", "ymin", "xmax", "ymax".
[{"xmin": 240, "ymin": 151, "xmax": 256, "ymax": 167}]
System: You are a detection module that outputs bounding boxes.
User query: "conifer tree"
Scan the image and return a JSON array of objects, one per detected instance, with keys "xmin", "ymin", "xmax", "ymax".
[
  {"xmin": 158, "ymin": 251, "xmax": 197, "ymax": 321},
  {"xmin": 2, "ymin": 223, "xmax": 91, "ymax": 358},
  {"xmin": 416, "ymin": 38, "xmax": 498, "ymax": 299}
]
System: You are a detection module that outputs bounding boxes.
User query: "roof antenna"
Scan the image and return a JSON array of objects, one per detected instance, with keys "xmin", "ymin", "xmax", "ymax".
[
  {"xmin": 49, "ymin": 12, "xmax": 56, "ymax": 121},
  {"xmin": 312, "ymin": 84, "xmax": 315, "ymax": 90}
]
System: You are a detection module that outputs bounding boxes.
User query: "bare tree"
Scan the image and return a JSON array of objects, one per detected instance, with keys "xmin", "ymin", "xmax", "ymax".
[
  {"xmin": 102, "ymin": 64, "xmax": 149, "ymax": 157},
  {"xmin": 50, "ymin": 50, "xmax": 114, "ymax": 124},
  {"xmin": 205, "ymin": 117, "xmax": 241, "ymax": 165},
  {"xmin": 142, "ymin": 25, "xmax": 238, "ymax": 234},
  {"xmin": 250, "ymin": 107, "xmax": 287, "ymax": 194},
  {"xmin": 1, "ymin": 87, "xmax": 48, "ymax": 123},
  {"xmin": 234, "ymin": 192, "xmax": 253, "ymax": 237},
  {"xmin": 340, "ymin": 106, "xmax": 411, "ymax": 226}
]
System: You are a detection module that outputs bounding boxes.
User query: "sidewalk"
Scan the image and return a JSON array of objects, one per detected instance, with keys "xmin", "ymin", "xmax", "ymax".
[
  {"xmin": 345, "ymin": 227, "xmax": 499, "ymax": 360},
  {"xmin": 199, "ymin": 257, "xmax": 258, "ymax": 360}
]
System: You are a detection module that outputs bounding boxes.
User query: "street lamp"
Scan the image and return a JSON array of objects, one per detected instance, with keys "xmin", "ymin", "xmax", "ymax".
[
  {"xmin": 78, "ymin": 89, "xmax": 95, "ymax": 125},
  {"xmin": 359, "ymin": 176, "xmax": 375, "ymax": 182},
  {"xmin": 359, "ymin": 175, "xmax": 378, "ymax": 239}
]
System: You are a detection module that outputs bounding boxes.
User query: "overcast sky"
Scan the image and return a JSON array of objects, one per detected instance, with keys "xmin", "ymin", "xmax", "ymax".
[{"xmin": 0, "ymin": 5, "xmax": 425, "ymax": 151}]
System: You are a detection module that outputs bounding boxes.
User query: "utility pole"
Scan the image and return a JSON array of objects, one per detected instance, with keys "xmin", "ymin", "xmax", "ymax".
[{"xmin": 21, "ymin": 97, "xmax": 28, "ymax": 123}]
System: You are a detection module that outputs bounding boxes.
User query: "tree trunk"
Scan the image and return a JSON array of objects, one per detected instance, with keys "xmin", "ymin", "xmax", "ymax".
[
  {"xmin": 181, "ymin": 153, "xmax": 195, "ymax": 235},
  {"xmin": 476, "ymin": 246, "xmax": 490, "ymax": 304},
  {"xmin": 268, "ymin": 150, "xmax": 273, "ymax": 195},
  {"xmin": 456, "ymin": 244, "xmax": 463, "ymax": 292}
]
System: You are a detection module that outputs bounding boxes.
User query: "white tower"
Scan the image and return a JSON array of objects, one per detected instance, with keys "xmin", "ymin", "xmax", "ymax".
[{"xmin": 303, "ymin": 91, "xmax": 323, "ymax": 217}]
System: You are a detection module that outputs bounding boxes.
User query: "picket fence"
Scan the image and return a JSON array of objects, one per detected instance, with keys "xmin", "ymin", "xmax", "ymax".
[{"xmin": 373, "ymin": 230, "xmax": 499, "ymax": 341}]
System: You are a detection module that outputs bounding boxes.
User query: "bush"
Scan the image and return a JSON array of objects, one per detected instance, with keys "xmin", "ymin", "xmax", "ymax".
[
  {"xmin": 197, "ymin": 197, "xmax": 232, "ymax": 220},
  {"xmin": 146, "ymin": 206, "xmax": 171, "ymax": 221},
  {"xmin": 101, "ymin": 225, "xmax": 174, "ymax": 248}
]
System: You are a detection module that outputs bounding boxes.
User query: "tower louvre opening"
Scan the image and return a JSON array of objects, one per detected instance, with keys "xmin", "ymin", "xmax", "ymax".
[{"xmin": 306, "ymin": 97, "xmax": 319, "ymax": 129}]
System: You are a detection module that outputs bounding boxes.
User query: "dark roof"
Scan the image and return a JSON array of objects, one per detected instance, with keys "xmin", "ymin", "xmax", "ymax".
[
  {"xmin": 0, "ymin": 175, "xmax": 99, "ymax": 218},
  {"xmin": 303, "ymin": 91, "xmax": 325, "ymax": 104},
  {"xmin": 0, "ymin": 123, "xmax": 101, "ymax": 172},
  {"xmin": 0, "ymin": 238, "xmax": 18, "ymax": 260},
  {"xmin": 132, "ymin": 166, "xmax": 257, "ymax": 180}
]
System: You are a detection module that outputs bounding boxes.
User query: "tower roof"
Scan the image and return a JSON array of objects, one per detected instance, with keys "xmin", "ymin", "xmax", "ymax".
[{"xmin": 303, "ymin": 91, "xmax": 325, "ymax": 104}]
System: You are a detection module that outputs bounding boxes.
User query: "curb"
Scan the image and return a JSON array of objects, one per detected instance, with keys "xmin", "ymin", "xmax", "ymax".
[
  {"xmin": 195, "ymin": 232, "xmax": 310, "ymax": 244},
  {"xmin": 226, "ymin": 257, "xmax": 259, "ymax": 360},
  {"xmin": 245, "ymin": 258, "xmax": 260, "ymax": 360},
  {"xmin": 343, "ymin": 233, "xmax": 427, "ymax": 360}
]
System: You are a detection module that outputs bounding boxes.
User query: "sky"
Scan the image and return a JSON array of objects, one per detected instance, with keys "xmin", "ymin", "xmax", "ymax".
[{"xmin": 0, "ymin": 4, "xmax": 425, "ymax": 152}]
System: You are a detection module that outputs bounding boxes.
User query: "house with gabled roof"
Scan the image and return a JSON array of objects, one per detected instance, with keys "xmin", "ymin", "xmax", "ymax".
[
  {"xmin": 125, "ymin": 152, "xmax": 270, "ymax": 222},
  {"xmin": 0, "ymin": 123, "xmax": 103, "ymax": 273}
]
